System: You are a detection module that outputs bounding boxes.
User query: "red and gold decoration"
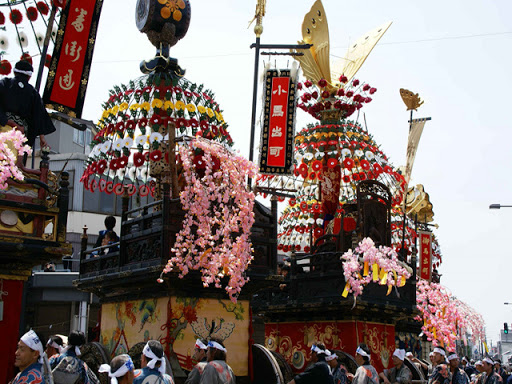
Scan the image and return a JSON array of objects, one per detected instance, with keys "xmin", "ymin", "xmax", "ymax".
[
  {"xmin": 259, "ymin": 69, "xmax": 297, "ymax": 175},
  {"xmin": 43, "ymin": 0, "xmax": 104, "ymax": 118},
  {"xmin": 265, "ymin": 321, "xmax": 395, "ymax": 374}
]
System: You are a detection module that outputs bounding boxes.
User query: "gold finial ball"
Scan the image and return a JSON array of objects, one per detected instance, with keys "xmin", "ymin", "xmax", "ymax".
[{"xmin": 254, "ymin": 24, "xmax": 263, "ymax": 37}]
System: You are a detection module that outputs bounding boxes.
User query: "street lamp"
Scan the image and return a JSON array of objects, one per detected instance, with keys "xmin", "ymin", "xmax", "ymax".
[{"xmin": 490, "ymin": 204, "xmax": 512, "ymax": 209}]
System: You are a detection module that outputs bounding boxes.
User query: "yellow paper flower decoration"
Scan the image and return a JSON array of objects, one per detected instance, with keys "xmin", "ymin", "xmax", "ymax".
[
  {"xmin": 164, "ymin": 101, "xmax": 174, "ymax": 110},
  {"xmin": 152, "ymin": 99, "xmax": 163, "ymax": 109},
  {"xmin": 141, "ymin": 102, "xmax": 151, "ymax": 111},
  {"xmin": 175, "ymin": 100, "xmax": 186, "ymax": 110},
  {"xmin": 186, "ymin": 104, "xmax": 196, "ymax": 113}
]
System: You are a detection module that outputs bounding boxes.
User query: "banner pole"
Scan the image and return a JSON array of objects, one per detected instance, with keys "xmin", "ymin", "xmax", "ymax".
[{"xmin": 35, "ymin": 5, "xmax": 58, "ymax": 93}]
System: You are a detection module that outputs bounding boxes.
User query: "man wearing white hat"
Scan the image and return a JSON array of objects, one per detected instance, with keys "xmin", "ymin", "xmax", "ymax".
[
  {"xmin": 326, "ymin": 352, "xmax": 347, "ymax": 384},
  {"xmin": 379, "ymin": 349, "xmax": 412, "ymax": 384},
  {"xmin": 347, "ymin": 344, "xmax": 379, "ymax": 384},
  {"xmin": 481, "ymin": 357, "xmax": 501, "ymax": 384},
  {"xmin": 200, "ymin": 339, "xmax": 235, "ymax": 384},
  {"xmin": 185, "ymin": 339, "xmax": 208, "ymax": 384},
  {"xmin": 133, "ymin": 340, "xmax": 174, "ymax": 384},
  {"xmin": 447, "ymin": 352, "xmax": 469, "ymax": 384},
  {"xmin": 10, "ymin": 330, "xmax": 45, "ymax": 384}
]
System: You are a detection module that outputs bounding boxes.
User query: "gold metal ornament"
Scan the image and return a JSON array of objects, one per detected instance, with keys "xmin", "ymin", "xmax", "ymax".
[
  {"xmin": 293, "ymin": 0, "xmax": 392, "ymax": 90},
  {"xmin": 399, "ymin": 88, "xmax": 424, "ymax": 111}
]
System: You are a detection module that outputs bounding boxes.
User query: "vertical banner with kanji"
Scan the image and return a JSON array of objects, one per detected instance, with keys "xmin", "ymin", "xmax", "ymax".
[
  {"xmin": 419, "ymin": 230, "xmax": 432, "ymax": 281},
  {"xmin": 259, "ymin": 69, "xmax": 297, "ymax": 174},
  {"xmin": 43, "ymin": 0, "xmax": 104, "ymax": 118}
]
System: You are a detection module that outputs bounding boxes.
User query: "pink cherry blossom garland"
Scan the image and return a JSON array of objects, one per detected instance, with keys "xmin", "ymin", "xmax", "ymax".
[
  {"xmin": 415, "ymin": 280, "xmax": 485, "ymax": 350},
  {"xmin": 0, "ymin": 129, "xmax": 32, "ymax": 189},
  {"xmin": 163, "ymin": 137, "xmax": 259, "ymax": 302},
  {"xmin": 340, "ymin": 237, "xmax": 412, "ymax": 298}
]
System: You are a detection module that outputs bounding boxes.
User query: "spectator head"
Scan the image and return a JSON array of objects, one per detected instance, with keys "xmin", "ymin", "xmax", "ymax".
[
  {"xmin": 45, "ymin": 334, "xmax": 64, "ymax": 357},
  {"xmin": 99, "ymin": 354, "xmax": 134, "ymax": 384},
  {"xmin": 44, "ymin": 262, "xmax": 56, "ymax": 272},
  {"xmin": 16, "ymin": 330, "xmax": 44, "ymax": 371},
  {"xmin": 14, "ymin": 60, "xmax": 33, "ymax": 80},
  {"xmin": 482, "ymin": 357, "xmax": 494, "ymax": 374},
  {"xmin": 67, "ymin": 330, "xmax": 85, "ymax": 356},
  {"xmin": 447, "ymin": 352, "xmax": 459, "ymax": 369},
  {"xmin": 355, "ymin": 343, "xmax": 371, "ymax": 365},
  {"xmin": 432, "ymin": 346, "xmax": 446, "ymax": 364},
  {"xmin": 326, "ymin": 351, "xmax": 338, "ymax": 368},
  {"xmin": 281, "ymin": 264, "xmax": 291, "ymax": 277},
  {"xmin": 141, "ymin": 340, "xmax": 166, "ymax": 374},
  {"xmin": 392, "ymin": 349, "xmax": 406, "ymax": 366},
  {"xmin": 311, "ymin": 342, "xmax": 327, "ymax": 363},
  {"xmin": 105, "ymin": 216, "xmax": 116, "ymax": 231},
  {"xmin": 207, "ymin": 339, "xmax": 227, "ymax": 362},
  {"xmin": 193, "ymin": 339, "xmax": 208, "ymax": 362}
]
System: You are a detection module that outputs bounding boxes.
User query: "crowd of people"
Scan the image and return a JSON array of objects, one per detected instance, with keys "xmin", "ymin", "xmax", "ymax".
[
  {"xmin": 10, "ymin": 329, "xmax": 511, "ymax": 384},
  {"xmin": 286, "ymin": 342, "xmax": 511, "ymax": 384},
  {"xmin": 9, "ymin": 330, "xmax": 235, "ymax": 384}
]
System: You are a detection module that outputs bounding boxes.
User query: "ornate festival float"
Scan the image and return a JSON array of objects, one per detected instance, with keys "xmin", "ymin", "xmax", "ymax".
[
  {"xmin": 75, "ymin": 0, "xmax": 275, "ymax": 382},
  {"xmin": 69, "ymin": 0, "xmax": 487, "ymax": 383},
  {"xmin": 249, "ymin": 0, "xmax": 487, "ymax": 382}
]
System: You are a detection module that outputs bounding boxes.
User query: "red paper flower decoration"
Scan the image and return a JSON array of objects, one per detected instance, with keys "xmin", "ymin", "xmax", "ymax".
[
  {"xmin": 52, "ymin": 0, "xmax": 67, "ymax": 8},
  {"xmin": 118, "ymin": 155, "xmax": 129, "ymax": 169},
  {"xmin": 360, "ymin": 159, "xmax": 370, "ymax": 170},
  {"xmin": 114, "ymin": 183, "xmax": 124, "ymax": 195},
  {"xmin": 105, "ymin": 181, "xmax": 114, "ymax": 194},
  {"xmin": 138, "ymin": 117, "xmax": 148, "ymax": 128},
  {"xmin": 373, "ymin": 163, "xmax": 383, "ymax": 174},
  {"xmin": 343, "ymin": 158, "xmax": 354, "ymax": 169},
  {"xmin": 149, "ymin": 149, "xmax": 162, "ymax": 162},
  {"xmin": 299, "ymin": 201, "xmax": 308, "ymax": 212},
  {"xmin": 20, "ymin": 53, "xmax": 32, "ymax": 66},
  {"xmin": 150, "ymin": 115, "xmax": 162, "ymax": 126},
  {"xmin": 115, "ymin": 121, "xmax": 125, "ymax": 133},
  {"xmin": 109, "ymin": 158, "xmax": 120, "ymax": 170},
  {"xmin": 327, "ymin": 158, "xmax": 338, "ymax": 168},
  {"xmin": 126, "ymin": 184, "xmax": 137, "ymax": 196},
  {"xmin": 312, "ymin": 203, "xmax": 322, "ymax": 213},
  {"xmin": 342, "ymin": 175, "xmax": 351, "ymax": 183},
  {"xmin": 133, "ymin": 152, "xmax": 145, "ymax": 167},
  {"xmin": 97, "ymin": 159, "xmax": 107, "ymax": 174},
  {"xmin": 314, "ymin": 227, "xmax": 324, "ymax": 238},
  {"xmin": 384, "ymin": 165, "xmax": 393, "ymax": 174},
  {"xmin": 0, "ymin": 60, "xmax": 12, "ymax": 76},
  {"xmin": 311, "ymin": 160, "xmax": 322, "ymax": 172},
  {"xmin": 26, "ymin": 7, "xmax": 38, "ymax": 21},
  {"xmin": 0, "ymin": 12, "xmax": 5, "ymax": 25},
  {"xmin": 45, "ymin": 54, "xmax": 52, "ymax": 68},
  {"xmin": 37, "ymin": 2, "xmax": 49, "ymax": 15},
  {"xmin": 99, "ymin": 179, "xmax": 107, "ymax": 192},
  {"xmin": 9, "ymin": 9, "xmax": 22, "ymax": 25}
]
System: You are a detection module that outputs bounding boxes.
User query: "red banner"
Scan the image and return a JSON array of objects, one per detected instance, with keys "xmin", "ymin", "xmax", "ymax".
[
  {"xmin": 419, "ymin": 231, "xmax": 432, "ymax": 281},
  {"xmin": 259, "ymin": 69, "xmax": 297, "ymax": 174},
  {"xmin": 43, "ymin": 0, "xmax": 104, "ymax": 118}
]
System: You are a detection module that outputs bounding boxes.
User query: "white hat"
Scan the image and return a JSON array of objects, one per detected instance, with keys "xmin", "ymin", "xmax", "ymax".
[{"xmin": 393, "ymin": 349, "xmax": 406, "ymax": 361}]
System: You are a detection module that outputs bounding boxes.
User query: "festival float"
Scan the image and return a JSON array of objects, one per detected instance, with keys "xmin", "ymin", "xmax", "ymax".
[
  {"xmin": 75, "ymin": 0, "xmax": 276, "ymax": 382},
  {"xmin": 70, "ymin": 1, "xmax": 488, "ymax": 383}
]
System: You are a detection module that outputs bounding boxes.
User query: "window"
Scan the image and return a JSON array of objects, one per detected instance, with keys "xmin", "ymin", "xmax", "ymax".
[{"xmin": 73, "ymin": 129, "xmax": 85, "ymax": 146}]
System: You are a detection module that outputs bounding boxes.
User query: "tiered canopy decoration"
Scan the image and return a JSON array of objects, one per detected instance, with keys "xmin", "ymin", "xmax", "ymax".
[
  {"xmin": 80, "ymin": 74, "xmax": 232, "ymax": 195},
  {"xmin": 257, "ymin": 117, "xmax": 407, "ymax": 253}
]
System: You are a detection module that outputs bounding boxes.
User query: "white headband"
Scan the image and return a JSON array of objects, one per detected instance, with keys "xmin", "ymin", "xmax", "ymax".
[
  {"xmin": 64, "ymin": 345, "xmax": 81, "ymax": 356},
  {"xmin": 447, "ymin": 353, "xmax": 459, "ymax": 361},
  {"xmin": 14, "ymin": 68, "xmax": 33, "ymax": 76},
  {"xmin": 356, "ymin": 346, "xmax": 371, "ymax": 359},
  {"xmin": 47, "ymin": 339, "xmax": 64, "ymax": 353},
  {"xmin": 143, "ymin": 343, "xmax": 166, "ymax": 374},
  {"xmin": 311, "ymin": 345, "xmax": 328, "ymax": 355},
  {"xmin": 99, "ymin": 356, "xmax": 134, "ymax": 384},
  {"xmin": 433, "ymin": 347, "xmax": 446, "ymax": 356},
  {"xmin": 483, "ymin": 357, "xmax": 494, "ymax": 365},
  {"xmin": 195, "ymin": 339, "xmax": 207, "ymax": 350},
  {"xmin": 208, "ymin": 341, "xmax": 227, "ymax": 353},
  {"xmin": 475, "ymin": 360, "xmax": 483, "ymax": 366},
  {"xmin": 326, "ymin": 353, "xmax": 338, "ymax": 361},
  {"xmin": 21, "ymin": 330, "xmax": 44, "ymax": 363}
]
